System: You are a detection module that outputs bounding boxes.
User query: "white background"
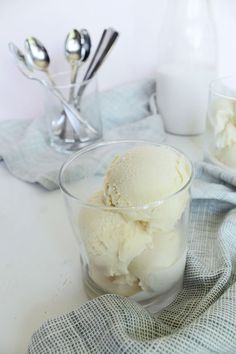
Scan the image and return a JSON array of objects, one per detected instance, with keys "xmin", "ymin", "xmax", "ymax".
[{"xmin": 1, "ymin": 0, "xmax": 236, "ymax": 121}]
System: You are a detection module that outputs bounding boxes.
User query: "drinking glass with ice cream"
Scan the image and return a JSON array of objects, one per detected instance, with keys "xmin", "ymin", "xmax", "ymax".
[{"xmin": 59, "ymin": 141, "xmax": 193, "ymax": 311}]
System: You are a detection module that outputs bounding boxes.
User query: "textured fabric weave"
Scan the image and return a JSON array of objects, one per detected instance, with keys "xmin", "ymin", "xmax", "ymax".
[
  {"xmin": 27, "ymin": 162, "xmax": 236, "ymax": 354},
  {"xmin": 0, "ymin": 80, "xmax": 164, "ymax": 190}
]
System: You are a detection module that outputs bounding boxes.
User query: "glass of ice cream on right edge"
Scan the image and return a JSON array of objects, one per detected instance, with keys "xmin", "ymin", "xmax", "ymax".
[
  {"xmin": 59, "ymin": 141, "xmax": 193, "ymax": 312},
  {"xmin": 206, "ymin": 76, "xmax": 236, "ymax": 169}
]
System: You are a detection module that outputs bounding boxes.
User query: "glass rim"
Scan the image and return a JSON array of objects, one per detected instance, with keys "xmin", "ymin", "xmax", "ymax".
[
  {"xmin": 210, "ymin": 75, "xmax": 236, "ymax": 100},
  {"xmin": 59, "ymin": 140, "xmax": 193, "ymax": 210},
  {"xmin": 50, "ymin": 70, "xmax": 96, "ymax": 89}
]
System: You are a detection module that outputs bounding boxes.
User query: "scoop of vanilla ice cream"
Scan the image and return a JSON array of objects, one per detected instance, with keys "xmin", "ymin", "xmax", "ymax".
[
  {"xmin": 129, "ymin": 230, "xmax": 186, "ymax": 293},
  {"xmin": 89, "ymin": 266, "xmax": 141, "ymax": 296},
  {"xmin": 104, "ymin": 145, "xmax": 190, "ymax": 205},
  {"xmin": 146, "ymin": 190, "xmax": 190, "ymax": 233},
  {"xmin": 104, "ymin": 145, "xmax": 191, "ymax": 231},
  {"xmin": 209, "ymin": 98, "xmax": 236, "ymax": 168},
  {"xmin": 211, "ymin": 98, "xmax": 236, "ymax": 149},
  {"xmin": 217, "ymin": 143, "xmax": 236, "ymax": 168},
  {"xmin": 79, "ymin": 191, "xmax": 152, "ymax": 279}
]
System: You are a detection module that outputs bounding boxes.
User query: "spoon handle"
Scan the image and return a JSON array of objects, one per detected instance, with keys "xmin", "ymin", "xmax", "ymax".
[
  {"xmin": 46, "ymin": 70, "xmax": 57, "ymax": 88},
  {"xmin": 69, "ymin": 63, "xmax": 79, "ymax": 102},
  {"xmin": 63, "ymin": 63, "xmax": 79, "ymax": 140},
  {"xmin": 85, "ymin": 28, "xmax": 118, "ymax": 81},
  {"xmin": 75, "ymin": 28, "xmax": 119, "ymax": 102}
]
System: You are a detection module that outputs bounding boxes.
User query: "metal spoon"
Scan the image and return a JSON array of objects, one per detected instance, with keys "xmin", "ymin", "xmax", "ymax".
[
  {"xmin": 8, "ymin": 42, "xmax": 28, "ymax": 66},
  {"xmin": 60, "ymin": 29, "xmax": 91, "ymax": 140},
  {"xmin": 80, "ymin": 29, "xmax": 92, "ymax": 62},
  {"xmin": 65, "ymin": 28, "xmax": 91, "ymax": 101},
  {"xmin": 9, "ymin": 41, "xmax": 64, "ymax": 135},
  {"xmin": 82, "ymin": 28, "xmax": 118, "ymax": 82},
  {"xmin": 75, "ymin": 28, "xmax": 119, "ymax": 106},
  {"xmin": 24, "ymin": 36, "xmax": 56, "ymax": 86}
]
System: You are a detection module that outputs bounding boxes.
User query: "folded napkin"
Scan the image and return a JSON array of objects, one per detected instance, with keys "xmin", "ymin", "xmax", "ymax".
[
  {"xmin": 0, "ymin": 79, "xmax": 164, "ymax": 190},
  {"xmin": 27, "ymin": 162, "xmax": 236, "ymax": 354}
]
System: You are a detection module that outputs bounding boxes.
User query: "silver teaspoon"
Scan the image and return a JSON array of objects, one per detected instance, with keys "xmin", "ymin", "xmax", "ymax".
[{"xmin": 24, "ymin": 36, "xmax": 56, "ymax": 86}]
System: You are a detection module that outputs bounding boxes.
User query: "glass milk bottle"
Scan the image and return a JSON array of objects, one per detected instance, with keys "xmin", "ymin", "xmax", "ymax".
[{"xmin": 156, "ymin": 0, "xmax": 217, "ymax": 135}]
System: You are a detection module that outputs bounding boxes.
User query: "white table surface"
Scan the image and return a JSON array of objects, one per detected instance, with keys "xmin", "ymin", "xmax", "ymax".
[{"xmin": 0, "ymin": 134, "xmax": 204, "ymax": 354}]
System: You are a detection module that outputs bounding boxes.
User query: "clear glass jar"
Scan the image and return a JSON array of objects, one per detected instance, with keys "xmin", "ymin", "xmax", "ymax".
[
  {"xmin": 206, "ymin": 76, "xmax": 236, "ymax": 169},
  {"xmin": 156, "ymin": 0, "xmax": 217, "ymax": 135},
  {"xmin": 44, "ymin": 71, "xmax": 102, "ymax": 153},
  {"xmin": 59, "ymin": 141, "xmax": 193, "ymax": 311}
]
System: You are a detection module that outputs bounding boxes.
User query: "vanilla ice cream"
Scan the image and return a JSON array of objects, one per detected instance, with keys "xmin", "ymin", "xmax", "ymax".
[
  {"xmin": 79, "ymin": 191, "xmax": 152, "ymax": 279},
  {"xmin": 210, "ymin": 98, "xmax": 236, "ymax": 168},
  {"xmin": 129, "ymin": 230, "xmax": 186, "ymax": 293},
  {"xmin": 104, "ymin": 145, "xmax": 190, "ymax": 205},
  {"xmin": 89, "ymin": 266, "xmax": 141, "ymax": 296},
  {"xmin": 217, "ymin": 143, "xmax": 236, "ymax": 168},
  {"xmin": 211, "ymin": 98, "xmax": 236, "ymax": 149},
  {"xmin": 79, "ymin": 144, "xmax": 191, "ymax": 299},
  {"xmin": 104, "ymin": 145, "xmax": 190, "ymax": 231}
]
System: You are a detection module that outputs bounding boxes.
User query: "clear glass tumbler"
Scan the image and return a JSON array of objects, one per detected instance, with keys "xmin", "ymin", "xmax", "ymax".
[
  {"xmin": 44, "ymin": 71, "xmax": 102, "ymax": 153},
  {"xmin": 59, "ymin": 141, "xmax": 193, "ymax": 311},
  {"xmin": 206, "ymin": 76, "xmax": 236, "ymax": 169}
]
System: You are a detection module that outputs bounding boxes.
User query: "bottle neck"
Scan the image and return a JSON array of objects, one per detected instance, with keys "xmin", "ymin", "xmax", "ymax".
[
  {"xmin": 186, "ymin": 0, "xmax": 210, "ymax": 19},
  {"xmin": 166, "ymin": 0, "xmax": 213, "ymax": 21},
  {"xmin": 158, "ymin": 0, "xmax": 217, "ymax": 67}
]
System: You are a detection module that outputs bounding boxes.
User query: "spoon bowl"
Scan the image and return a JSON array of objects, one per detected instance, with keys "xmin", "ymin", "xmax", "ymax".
[
  {"xmin": 80, "ymin": 29, "xmax": 91, "ymax": 62},
  {"xmin": 65, "ymin": 29, "xmax": 83, "ymax": 62},
  {"xmin": 8, "ymin": 42, "xmax": 25, "ymax": 63},
  {"xmin": 24, "ymin": 36, "xmax": 50, "ymax": 71}
]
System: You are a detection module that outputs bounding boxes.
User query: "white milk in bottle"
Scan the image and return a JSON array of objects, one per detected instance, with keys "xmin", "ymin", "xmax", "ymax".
[{"xmin": 156, "ymin": 0, "xmax": 217, "ymax": 135}]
